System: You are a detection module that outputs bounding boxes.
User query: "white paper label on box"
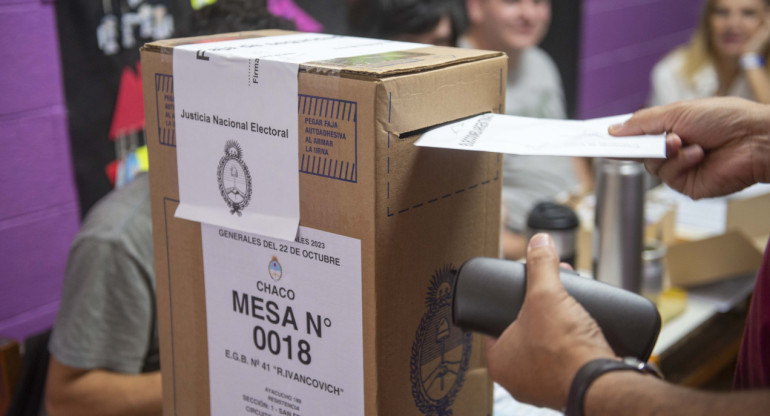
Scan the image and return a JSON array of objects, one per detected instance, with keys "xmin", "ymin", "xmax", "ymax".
[
  {"xmin": 173, "ymin": 34, "xmax": 425, "ymax": 240},
  {"xmin": 415, "ymin": 113, "xmax": 666, "ymax": 158},
  {"xmin": 201, "ymin": 224, "xmax": 363, "ymax": 416}
]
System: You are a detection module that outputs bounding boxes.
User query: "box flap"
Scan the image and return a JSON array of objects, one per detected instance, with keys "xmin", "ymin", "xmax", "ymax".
[
  {"xmin": 142, "ymin": 30, "xmax": 504, "ymax": 79},
  {"xmin": 301, "ymin": 46, "xmax": 502, "ymax": 78},
  {"xmin": 726, "ymin": 191, "xmax": 770, "ymax": 238},
  {"xmin": 668, "ymin": 231, "xmax": 763, "ymax": 287},
  {"xmin": 752, "ymin": 234, "xmax": 770, "ymax": 252}
]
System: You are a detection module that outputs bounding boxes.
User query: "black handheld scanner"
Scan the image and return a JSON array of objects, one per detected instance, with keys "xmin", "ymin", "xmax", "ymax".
[{"xmin": 452, "ymin": 257, "xmax": 661, "ymax": 361}]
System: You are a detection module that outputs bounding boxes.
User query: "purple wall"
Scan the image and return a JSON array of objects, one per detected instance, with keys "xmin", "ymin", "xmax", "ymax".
[
  {"xmin": 0, "ymin": 0, "xmax": 79, "ymax": 341},
  {"xmin": 0, "ymin": 0, "xmax": 714, "ymax": 341},
  {"xmin": 578, "ymin": 0, "xmax": 703, "ymax": 119}
]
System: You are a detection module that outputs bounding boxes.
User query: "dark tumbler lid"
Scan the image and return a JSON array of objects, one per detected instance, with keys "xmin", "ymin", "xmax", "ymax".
[{"xmin": 526, "ymin": 201, "xmax": 579, "ymax": 231}]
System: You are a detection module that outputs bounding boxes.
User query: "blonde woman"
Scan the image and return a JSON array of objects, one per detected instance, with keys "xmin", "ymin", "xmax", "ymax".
[{"xmin": 649, "ymin": 0, "xmax": 770, "ymax": 105}]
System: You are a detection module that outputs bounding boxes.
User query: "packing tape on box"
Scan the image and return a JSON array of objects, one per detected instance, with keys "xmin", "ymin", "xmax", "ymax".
[{"xmin": 172, "ymin": 33, "xmax": 427, "ymax": 241}]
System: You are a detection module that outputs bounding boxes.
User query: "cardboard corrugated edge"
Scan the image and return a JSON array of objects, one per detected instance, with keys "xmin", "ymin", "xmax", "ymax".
[
  {"xmin": 372, "ymin": 57, "xmax": 504, "ymax": 415},
  {"xmin": 141, "ymin": 47, "xmax": 211, "ymax": 414}
]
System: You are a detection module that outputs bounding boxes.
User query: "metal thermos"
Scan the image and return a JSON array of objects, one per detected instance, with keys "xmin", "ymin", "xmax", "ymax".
[
  {"xmin": 527, "ymin": 202, "xmax": 579, "ymax": 267},
  {"xmin": 593, "ymin": 159, "xmax": 645, "ymax": 293}
]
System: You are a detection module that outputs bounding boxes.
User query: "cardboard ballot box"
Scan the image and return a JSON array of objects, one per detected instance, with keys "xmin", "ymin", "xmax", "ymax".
[{"xmin": 141, "ymin": 31, "xmax": 504, "ymax": 416}]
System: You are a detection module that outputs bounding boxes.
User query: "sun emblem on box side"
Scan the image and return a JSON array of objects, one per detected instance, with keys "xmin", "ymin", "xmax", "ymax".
[
  {"xmin": 217, "ymin": 140, "xmax": 252, "ymax": 216},
  {"xmin": 410, "ymin": 265, "xmax": 472, "ymax": 416}
]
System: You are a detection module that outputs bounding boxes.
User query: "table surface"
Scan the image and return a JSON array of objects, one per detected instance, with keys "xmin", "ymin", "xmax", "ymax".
[{"xmin": 654, "ymin": 273, "xmax": 755, "ymax": 356}]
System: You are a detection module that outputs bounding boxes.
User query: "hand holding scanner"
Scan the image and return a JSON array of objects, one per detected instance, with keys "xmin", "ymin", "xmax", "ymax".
[{"xmin": 451, "ymin": 257, "xmax": 661, "ymax": 361}]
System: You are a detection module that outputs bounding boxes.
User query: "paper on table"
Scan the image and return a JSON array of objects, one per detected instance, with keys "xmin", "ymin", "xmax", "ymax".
[
  {"xmin": 414, "ymin": 113, "xmax": 666, "ymax": 158},
  {"xmin": 659, "ymin": 183, "xmax": 770, "ymax": 238}
]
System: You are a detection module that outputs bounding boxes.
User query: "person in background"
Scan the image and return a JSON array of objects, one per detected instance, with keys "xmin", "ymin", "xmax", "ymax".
[
  {"xmin": 44, "ymin": 2, "xmax": 295, "ymax": 415},
  {"xmin": 649, "ymin": 0, "xmax": 770, "ymax": 106},
  {"xmin": 486, "ymin": 97, "xmax": 770, "ymax": 415},
  {"xmin": 184, "ymin": 0, "xmax": 295, "ymax": 36},
  {"xmin": 348, "ymin": 0, "xmax": 465, "ymax": 46},
  {"xmin": 460, "ymin": 0, "xmax": 592, "ymax": 260},
  {"xmin": 44, "ymin": 173, "xmax": 159, "ymax": 416}
]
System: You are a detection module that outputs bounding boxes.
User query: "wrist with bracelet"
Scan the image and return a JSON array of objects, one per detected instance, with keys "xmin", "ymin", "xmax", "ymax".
[
  {"xmin": 564, "ymin": 357, "xmax": 662, "ymax": 416},
  {"xmin": 740, "ymin": 52, "xmax": 766, "ymax": 70}
]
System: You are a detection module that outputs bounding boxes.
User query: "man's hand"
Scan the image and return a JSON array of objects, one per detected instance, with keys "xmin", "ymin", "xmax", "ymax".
[
  {"xmin": 609, "ymin": 97, "xmax": 770, "ymax": 199},
  {"xmin": 485, "ymin": 234, "xmax": 615, "ymax": 410}
]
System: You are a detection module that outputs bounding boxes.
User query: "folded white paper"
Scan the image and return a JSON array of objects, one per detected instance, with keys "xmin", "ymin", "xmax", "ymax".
[{"xmin": 415, "ymin": 113, "xmax": 666, "ymax": 158}]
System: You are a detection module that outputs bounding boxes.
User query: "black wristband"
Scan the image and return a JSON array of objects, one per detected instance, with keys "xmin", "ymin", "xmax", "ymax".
[{"xmin": 565, "ymin": 358, "xmax": 659, "ymax": 416}]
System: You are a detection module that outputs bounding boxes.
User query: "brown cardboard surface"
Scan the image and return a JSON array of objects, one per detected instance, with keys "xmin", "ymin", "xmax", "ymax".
[
  {"xmin": 666, "ymin": 191, "xmax": 770, "ymax": 287},
  {"xmin": 142, "ymin": 30, "xmax": 504, "ymax": 416},
  {"xmin": 726, "ymin": 192, "xmax": 770, "ymax": 238},
  {"xmin": 667, "ymin": 231, "xmax": 763, "ymax": 287}
]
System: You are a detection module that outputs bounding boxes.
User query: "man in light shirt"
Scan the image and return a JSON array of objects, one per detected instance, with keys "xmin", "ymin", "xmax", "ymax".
[{"xmin": 460, "ymin": 0, "xmax": 591, "ymax": 260}]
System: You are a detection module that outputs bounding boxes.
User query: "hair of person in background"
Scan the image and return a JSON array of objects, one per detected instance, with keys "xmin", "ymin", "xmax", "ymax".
[
  {"xmin": 680, "ymin": 0, "xmax": 770, "ymax": 83},
  {"xmin": 348, "ymin": 0, "xmax": 466, "ymax": 46},
  {"xmin": 184, "ymin": 0, "xmax": 296, "ymax": 37}
]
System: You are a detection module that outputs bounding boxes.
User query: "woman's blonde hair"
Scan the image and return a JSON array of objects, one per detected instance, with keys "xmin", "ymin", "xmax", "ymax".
[{"xmin": 679, "ymin": 0, "xmax": 770, "ymax": 83}]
